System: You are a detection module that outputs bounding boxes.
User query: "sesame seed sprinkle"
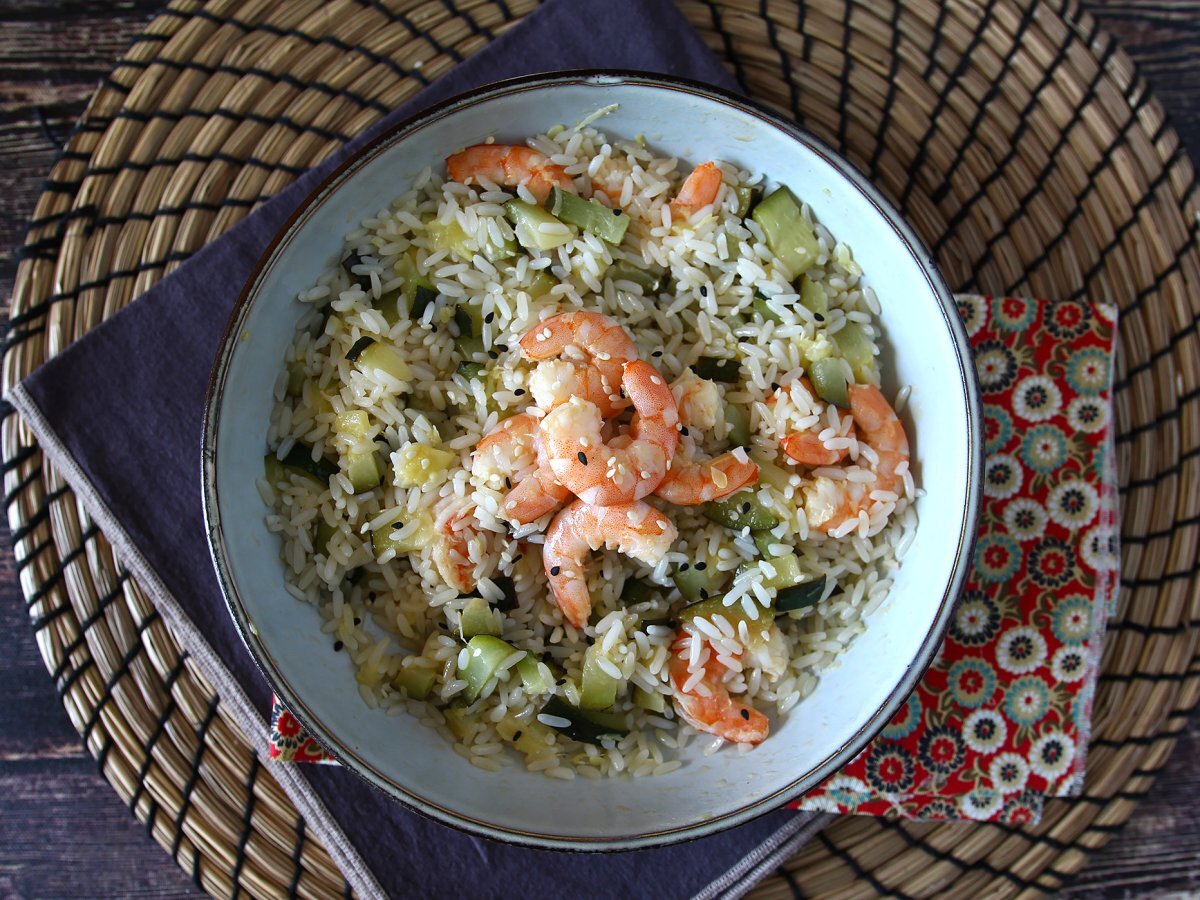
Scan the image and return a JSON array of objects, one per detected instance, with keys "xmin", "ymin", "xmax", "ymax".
[
  {"xmin": 577, "ymin": 451, "xmax": 588, "ymax": 465},
  {"xmin": 551, "ymin": 566, "xmax": 561, "ymax": 576}
]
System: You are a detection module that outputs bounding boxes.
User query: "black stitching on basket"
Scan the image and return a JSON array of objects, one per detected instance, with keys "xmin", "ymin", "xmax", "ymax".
[
  {"xmin": 171, "ymin": 693, "xmax": 222, "ymax": 861},
  {"xmin": 1120, "ymin": 511, "xmax": 1200, "ymax": 546},
  {"xmin": 795, "ymin": 0, "xmax": 811, "ymax": 64},
  {"xmin": 1121, "ymin": 569, "xmax": 1198, "ymax": 588},
  {"xmin": 288, "ymin": 816, "xmax": 306, "ymax": 898},
  {"xmin": 24, "ymin": 524, "xmax": 101, "ymax": 611},
  {"xmin": 700, "ymin": 0, "xmax": 749, "ymax": 94},
  {"xmin": 1123, "ymin": 444, "xmax": 1200, "ymax": 492},
  {"xmin": 0, "ymin": 444, "xmax": 37, "ymax": 475},
  {"xmin": 9, "ymin": 485, "xmax": 67, "ymax": 545},
  {"xmin": 1107, "ymin": 617, "xmax": 1200, "ymax": 636},
  {"xmin": 30, "ymin": 602, "xmax": 70, "ymax": 631},
  {"xmin": 443, "ymin": 0, "xmax": 495, "ymax": 40},
  {"xmin": 897, "ymin": 0, "xmax": 1001, "ymax": 216},
  {"xmin": 776, "ymin": 865, "xmax": 806, "ymax": 899},
  {"xmin": 15, "ymin": 537, "xmax": 56, "ymax": 574},
  {"xmin": 760, "ymin": 0, "xmax": 799, "ymax": 120},
  {"xmin": 2, "ymin": 324, "xmax": 46, "ymax": 354},
  {"xmin": 4, "ymin": 464, "xmax": 45, "ymax": 509},
  {"xmin": 44, "ymin": 573, "xmax": 133, "ymax": 672},
  {"xmin": 366, "ymin": 0, "xmax": 465, "ymax": 64},
  {"xmin": 231, "ymin": 757, "xmax": 260, "ymax": 893},
  {"xmin": 866, "ymin": 1, "xmax": 905, "ymax": 184},
  {"xmin": 922, "ymin": 2, "xmax": 950, "ymax": 82},
  {"xmin": 817, "ymin": 831, "xmax": 902, "ymax": 897},
  {"xmin": 79, "ymin": 610, "xmax": 161, "ymax": 751},
  {"xmin": 952, "ymin": 33, "xmax": 1118, "ymax": 286},
  {"xmin": 128, "ymin": 651, "xmax": 190, "ymax": 816},
  {"xmin": 1115, "ymin": 382, "xmax": 1200, "ymax": 445},
  {"xmin": 1091, "ymin": 723, "xmax": 1189, "ymax": 749},
  {"xmin": 1099, "ymin": 667, "xmax": 1195, "ymax": 684},
  {"xmin": 834, "ymin": 1, "xmax": 855, "ymax": 155},
  {"xmin": 928, "ymin": 0, "xmax": 1041, "ymax": 208},
  {"xmin": 881, "ymin": 818, "xmax": 1037, "ymax": 892},
  {"xmin": 55, "ymin": 654, "xmax": 94, "ymax": 699}
]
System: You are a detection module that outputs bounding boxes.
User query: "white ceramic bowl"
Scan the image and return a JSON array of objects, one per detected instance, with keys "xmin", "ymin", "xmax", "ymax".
[{"xmin": 203, "ymin": 72, "xmax": 982, "ymax": 850}]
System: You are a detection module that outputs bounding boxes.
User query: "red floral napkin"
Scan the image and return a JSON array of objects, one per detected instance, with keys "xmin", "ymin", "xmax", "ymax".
[{"xmin": 269, "ymin": 294, "xmax": 1119, "ymax": 826}]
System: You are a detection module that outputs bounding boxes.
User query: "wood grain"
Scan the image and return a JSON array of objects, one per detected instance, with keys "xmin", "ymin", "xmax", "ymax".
[{"xmin": 1, "ymin": 1, "xmax": 1197, "ymax": 897}]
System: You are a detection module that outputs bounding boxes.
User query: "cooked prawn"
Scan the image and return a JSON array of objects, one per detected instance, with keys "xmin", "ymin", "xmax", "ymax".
[
  {"xmin": 802, "ymin": 383, "xmax": 910, "ymax": 534},
  {"xmin": 670, "ymin": 161, "xmax": 723, "ymax": 220},
  {"xmin": 669, "ymin": 630, "xmax": 769, "ymax": 745},
  {"xmin": 445, "ymin": 144, "xmax": 573, "ymax": 203},
  {"xmin": 540, "ymin": 359, "xmax": 680, "ymax": 505},
  {"xmin": 519, "ymin": 311, "xmax": 639, "ymax": 418},
  {"xmin": 542, "ymin": 499, "xmax": 677, "ymax": 629},
  {"xmin": 528, "ymin": 359, "xmax": 624, "ymax": 418},
  {"xmin": 432, "ymin": 505, "xmax": 485, "ymax": 593},
  {"xmin": 771, "ymin": 377, "xmax": 854, "ymax": 466},
  {"xmin": 472, "ymin": 414, "xmax": 571, "ymax": 525},
  {"xmin": 655, "ymin": 370, "xmax": 758, "ymax": 505}
]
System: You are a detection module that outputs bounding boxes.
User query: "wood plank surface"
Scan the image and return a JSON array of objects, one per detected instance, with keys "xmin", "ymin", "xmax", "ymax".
[{"xmin": 1, "ymin": 1, "xmax": 1198, "ymax": 897}]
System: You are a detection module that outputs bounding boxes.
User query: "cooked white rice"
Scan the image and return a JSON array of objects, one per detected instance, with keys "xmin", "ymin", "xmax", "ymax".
[{"xmin": 263, "ymin": 122, "xmax": 918, "ymax": 779}]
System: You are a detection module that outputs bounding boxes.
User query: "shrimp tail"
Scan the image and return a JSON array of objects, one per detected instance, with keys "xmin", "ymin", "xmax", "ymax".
[{"xmin": 655, "ymin": 452, "xmax": 759, "ymax": 505}]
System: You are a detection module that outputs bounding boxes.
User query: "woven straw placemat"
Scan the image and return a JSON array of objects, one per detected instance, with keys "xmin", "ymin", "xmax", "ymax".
[{"xmin": 4, "ymin": 0, "xmax": 1198, "ymax": 896}]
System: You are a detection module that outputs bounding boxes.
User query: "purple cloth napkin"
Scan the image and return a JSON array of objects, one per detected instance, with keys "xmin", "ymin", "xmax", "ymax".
[{"xmin": 9, "ymin": 1, "xmax": 825, "ymax": 896}]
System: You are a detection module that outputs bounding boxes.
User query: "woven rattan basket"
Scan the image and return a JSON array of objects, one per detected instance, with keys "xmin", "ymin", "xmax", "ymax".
[{"xmin": 5, "ymin": 0, "xmax": 1198, "ymax": 896}]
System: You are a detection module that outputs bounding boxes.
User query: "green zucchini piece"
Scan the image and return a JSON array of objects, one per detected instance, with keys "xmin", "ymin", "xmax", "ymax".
[
  {"xmin": 752, "ymin": 453, "xmax": 794, "ymax": 492},
  {"xmin": 832, "ymin": 321, "xmax": 875, "ymax": 382},
  {"xmin": 459, "ymin": 635, "xmax": 518, "ymax": 702},
  {"xmin": 539, "ymin": 697, "xmax": 628, "ymax": 744},
  {"xmin": 345, "ymin": 451, "xmax": 382, "ymax": 493},
  {"xmin": 285, "ymin": 362, "xmax": 306, "ymax": 397},
  {"xmin": 334, "ymin": 409, "xmax": 371, "ymax": 440},
  {"xmin": 392, "ymin": 665, "xmax": 436, "ymax": 700},
  {"xmin": 516, "ymin": 654, "xmax": 552, "ymax": 695},
  {"xmin": 580, "ymin": 643, "xmax": 622, "ymax": 711},
  {"xmin": 341, "ymin": 250, "xmax": 370, "ymax": 291},
  {"xmin": 456, "ymin": 361, "xmax": 485, "ymax": 381},
  {"xmin": 705, "ymin": 493, "xmax": 780, "ymax": 531},
  {"xmin": 725, "ymin": 403, "xmax": 752, "ymax": 446},
  {"xmin": 371, "ymin": 510, "xmax": 435, "ymax": 556},
  {"xmin": 620, "ymin": 577, "xmax": 658, "ymax": 606},
  {"xmin": 757, "ymin": 552, "xmax": 806, "ymax": 591},
  {"xmin": 375, "ymin": 288, "xmax": 404, "ymax": 327},
  {"xmin": 776, "ymin": 577, "xmax": 828, "ymax": 613},
  {"xmin": 751, "ymin": 186, "xmax": 820, "ymax": 276},
  {"xmin": 458, "ymin": 597, "xmax": 500, "ymax": 640},
  {"xmin": 633, "ymin": 685, "xmax": 666, "ymax": 713},
  {"xmin": 809, "ymin": 357, "xmax": 851, "ymax": 409},
  {"xmin": 409, "ymin": 283, "xmax": 437, "ymax": 322},
  {"xmin": 753, "ymin": 530, "xmax": 792, "ymax": 558},
  {"xmin": 607, "ymin": 259, "xmax": 662, "ymax": 294},
  {"xmin": 734, "ymin": 184, "xmax": 762, "ymax": 219},
  {"xmin": 673, "ymin": 559, "xmax": 727, "ymax": 604},
  {"xmin": 799, "ymin": 276, "xmax": 829, "ymax": 319},
  {"xmin": 546, "ymin": 186, "xmax": 630, "ymax": 245},
  {"xmin": 442, "ymin": 705, "xmax": 476, "ymax": 741},
  {"xmin": 691, "ymin": 356, "xmax": 740, "ymax": 384},
  {"xmin": 679, "ymin": 595, "xmax": 772, "ymax": 649},
  {"xmin": 753, "ymin": 293, "xmax": 783, "ymax": 324},
  {"xmin": 356, "ymin": 342, "xmax": 411, "ymax": 382},
  {"xmin": 504, "ymin": 199, "xmax": 573, "ymax": 251},
  {"xmin": 278, "ymin": 443, "xmax": 337, "ymax": 484}
]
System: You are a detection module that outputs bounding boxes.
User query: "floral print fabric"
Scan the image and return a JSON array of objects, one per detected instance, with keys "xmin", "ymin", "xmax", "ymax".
[
  {"xmin": 269, "ymin": 296, "xmax": 1119, "ymax": 829},
  {"xmin": 797, "ymin": 295, "xmax": 1117, "ymax": 824}
]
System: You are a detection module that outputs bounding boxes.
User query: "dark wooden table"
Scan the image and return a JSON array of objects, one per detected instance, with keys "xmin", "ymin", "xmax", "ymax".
[{"xmin": 2, "ymin": 1, "xmax": 1198, "ymax": 896}]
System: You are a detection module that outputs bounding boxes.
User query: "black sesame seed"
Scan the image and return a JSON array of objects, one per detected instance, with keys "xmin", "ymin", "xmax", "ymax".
[
  {"xmin": 619, "ymin": 388, "xmax": 626, "ymax": 399},
  {"xmin": 488, "ymin": 350, "xmax": 499, "ymax": 360},
  {"xmin": 354, "ymin": 617, "xmax": 361, "ymax": 625},
  {"xmin": 771, "ymin": 382, "xmax": 780, "ymax": 392},
  {"xmin": 814, "ymin": 313, "xmax": 825, "ymax": 322},
  {"xmin": 392, "ymin": 521, "xmax": 404, "ymax": 530},
  {"xmin": 700, "ymin": 588, "xmax": 709, "ymax": 600},
  {"xmin": 551, "ymin": 566, "xmax": 562, "ymax": 576},
  {"xmin": 485, "ymin": 311, "xmax": 495, "ymax": 323},
  {"xmin": 612, "ymin": 208, "xmax": 622, "ymax": 216},
  {"xmin": 680, "ymin": 426, "xmax": 690, "ymax": 437},
  {"xmin": 496, "ymin": 343, "xmax": 509, "ymax": 352},
  {"xmin": 512, "ymin": 554, "xmax": 523, "ymax": 564},
  {"xmin": 368, "ymin": 592, "xmax": 377, "ymax": 601},
  {"xmin": 577, "ymin": 451, "xmax": 588, "ymax": 465},
  {"xmin": 695, "ymin": 561, "xmax": 707, "ymax": 571},
  {"xmin": 333, "ymin": 640, "xmax": 344, "ymax": 651},
  {"xmin": 514, "ymin": 388, "xmax": 526, "ymax": 396},
  {"xmin": 652, "ymin": 350, "xmax": 663, "ymax": 358},
  {"xmin": 679, "ymin": 563, "xmax": 690, "ymax": 572},
  {"xmin": 741, "ymin": 502, "xmax": 751, "ymax": 513},
  {"xmin": 513, "ymin": 730, "xmax": 523, "ymax": 741},
  {"xmin": 505, "ymin": 477, "xmax": 512, "ymax": 489},
  {"xmin": 700, "ymin": 285, "xmax": 709, "ymax": 297},
  {"xmin": 740, "ymin": 708, "xmax": 750, "ymax": 720}
]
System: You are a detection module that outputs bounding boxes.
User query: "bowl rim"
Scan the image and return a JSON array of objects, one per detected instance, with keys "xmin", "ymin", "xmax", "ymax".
[{"xmin": 202, "ymin": 68, "xmax": 983, "ymax": 851}]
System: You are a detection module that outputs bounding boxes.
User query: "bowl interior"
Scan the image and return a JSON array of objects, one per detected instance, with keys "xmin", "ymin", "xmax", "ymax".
[{"xmin": 206, "ymin": 74, "xmax": 978, "ymax": 848}]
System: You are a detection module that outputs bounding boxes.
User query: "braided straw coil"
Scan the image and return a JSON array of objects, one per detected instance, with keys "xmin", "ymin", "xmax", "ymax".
[{"xmin": 4, "ymin": 1, "xmax": 1197, "ymax": 896}]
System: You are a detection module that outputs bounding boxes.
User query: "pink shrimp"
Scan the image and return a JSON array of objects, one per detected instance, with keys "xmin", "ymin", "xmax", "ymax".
[
  {"xmin": 769, "ymin": 377, "xmax": 854, "ymax": 466},
  {"xmin": 472, "ymin": 414, "xmax": 571, "ymax": 525},
  {"xmin": 445, "ymin": 144, "xmax": 573, "ymax": 203},
  {"xmin": 655, "ymin": 370, "xmax": 759, "ymax": 505},
  {"xmin": 668, "ymin": 631, "xmax": 769, "ymax": 745},
  {"xmin": 432, "ymin": 505, "xmax": 484, "ymax": 593},
  {"xmin": 539, "ymin": 359, "xmax": 680, "ymax": 505},
  {"xmin": 802, "ymin": 384, "xmax": 910, "ymax": 534},
  {"xmin": 519, "ymin": 311, "xmax": 639, "ymax": 418},
  {"xmin": 542, "ymin": 499, "xmax": 677, "ymax": 629},
  {"xmin": 670, "ymin": 161, "xmax": 723, "ymax": 220}
]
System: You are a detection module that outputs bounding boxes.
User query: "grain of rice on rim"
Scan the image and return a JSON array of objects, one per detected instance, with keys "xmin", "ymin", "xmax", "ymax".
[{"xmin": 262, "ymin": 121, "xmax": 918, "ymax": 779}]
